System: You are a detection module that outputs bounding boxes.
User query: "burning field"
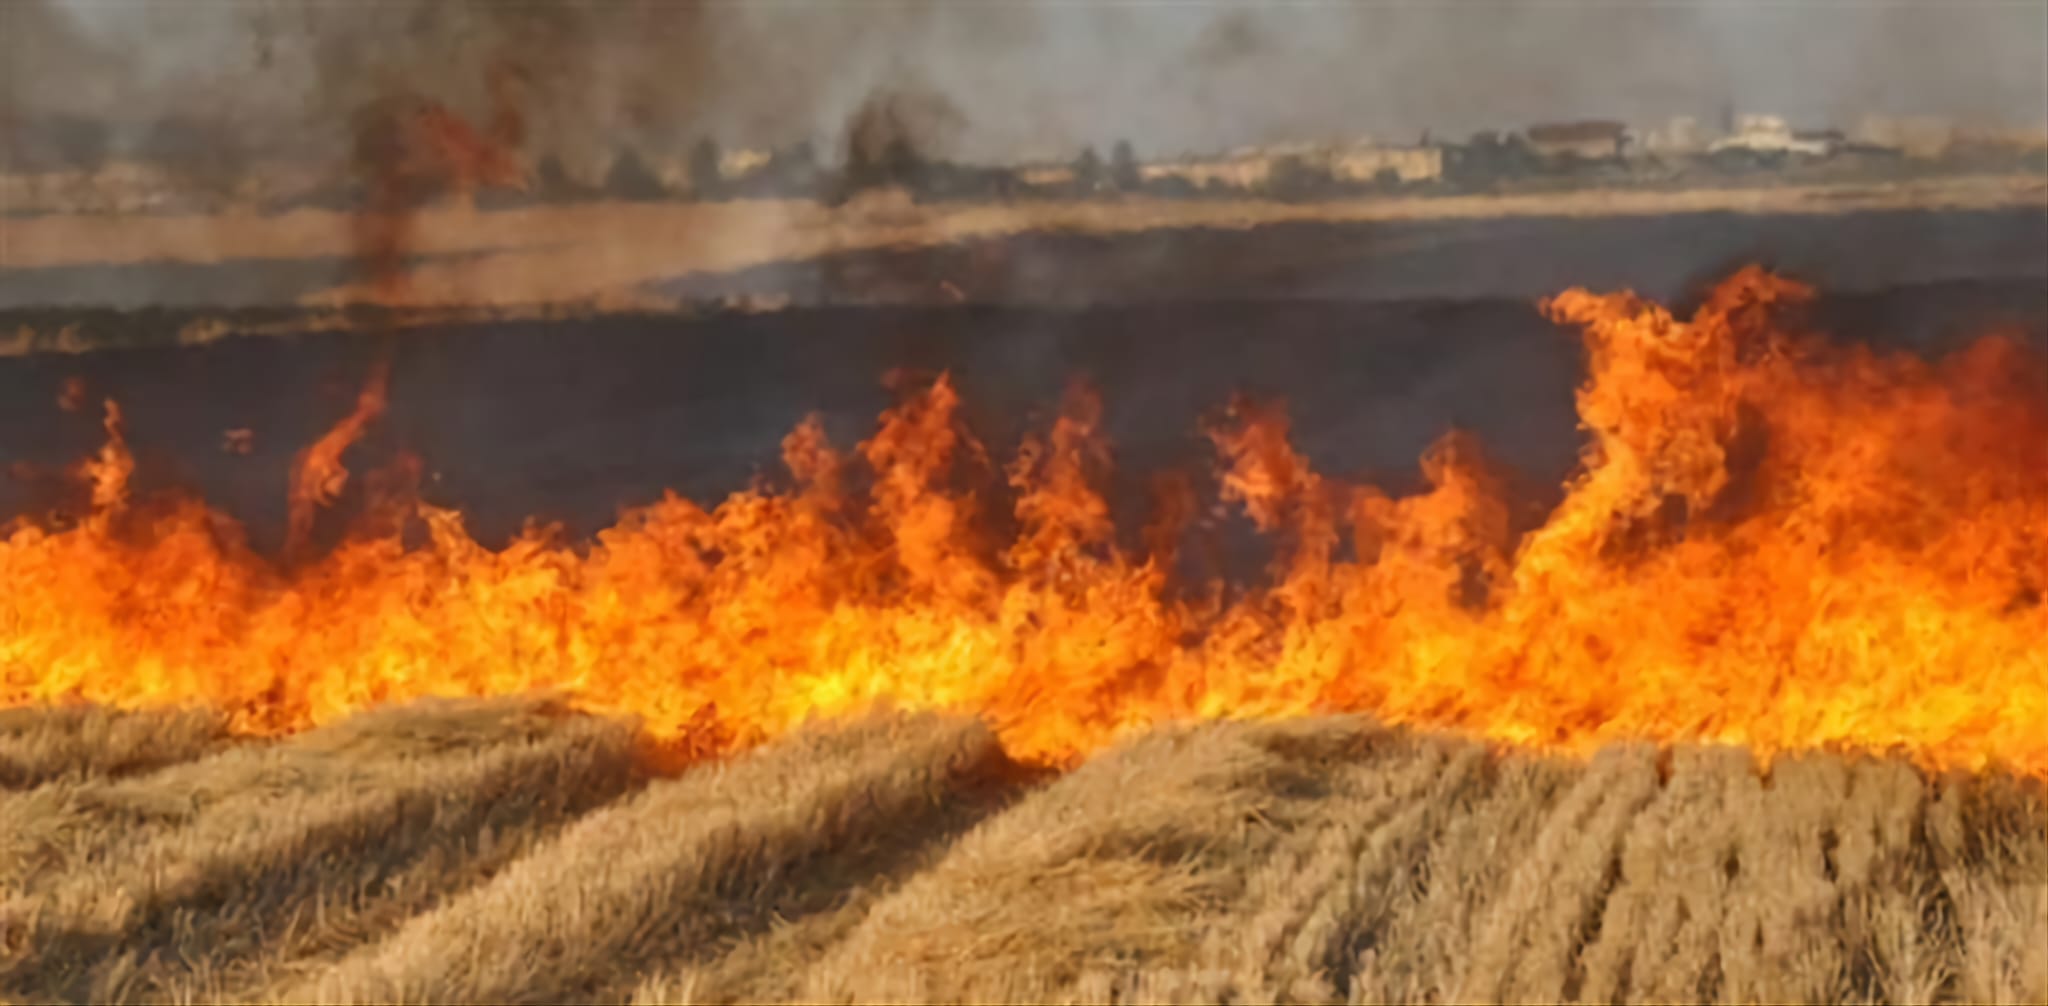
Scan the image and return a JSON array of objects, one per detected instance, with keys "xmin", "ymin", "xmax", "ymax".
[
  {"xmin": 1, "ymin": 263, "xmax": 2045, "ymax": 1003},
  {"xmin": 7, "ymin": 3, "xmax": 2048, "ymax": 1002},
  {"xmin": 4, "ymin": 267, "xmax": 2044, "ymax": 770}
]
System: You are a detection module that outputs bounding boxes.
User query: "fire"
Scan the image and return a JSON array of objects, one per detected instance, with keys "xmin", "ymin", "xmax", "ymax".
[
  {"xmin": 286, "ymin": 356, "xmax": 390, "ymax": 558},
  {"xmin": 3, "ymin": 268, "xmax": 2044, "ymax": 773}
]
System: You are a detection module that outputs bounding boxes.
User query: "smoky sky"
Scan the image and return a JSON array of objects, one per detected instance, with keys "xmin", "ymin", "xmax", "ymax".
[{"xmin": 7, "ymin": 1, "xmax": 2047, "ymax": 166}]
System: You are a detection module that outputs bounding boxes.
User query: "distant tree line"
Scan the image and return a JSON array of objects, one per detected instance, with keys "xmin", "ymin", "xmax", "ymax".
[
  {"xmin": 516, "ymin": 126, "xmax": 2036, "ymax": 208},
  {"xmin": 514, "ymin": 133, "xmax": 1427, "ymax": 207},
  {"xmin": 9, "ymin": 111, "xmax": 2042, "ymax": 215}
]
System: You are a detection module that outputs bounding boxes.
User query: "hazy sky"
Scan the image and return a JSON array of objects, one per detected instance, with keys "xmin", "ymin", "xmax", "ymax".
[{"xmin": 8, "ymin": 0, "xmax": 2047, "ymax": 163}]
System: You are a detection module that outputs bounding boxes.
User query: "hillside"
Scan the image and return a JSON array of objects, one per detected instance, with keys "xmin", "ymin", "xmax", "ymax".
[{"xmin": 2, "ymin": 698, "xmax": 2042, "ymax": 1005}]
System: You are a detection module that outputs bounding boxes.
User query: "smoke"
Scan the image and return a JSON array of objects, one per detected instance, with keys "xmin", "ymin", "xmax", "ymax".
[{"xmin": 10, "ymin": 0, "xmax": 2047, "ymax": 173}]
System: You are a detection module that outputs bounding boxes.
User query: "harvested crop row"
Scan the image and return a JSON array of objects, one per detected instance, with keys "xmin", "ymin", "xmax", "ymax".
[
  {"xmin": 1166, "ymin": 735, "xmax": 1481, "ymax": 1003},
  {"xmin": 1926, "ymin": 770, "xmax": 2048, "ymax": 1004},
  {"xmin": 5, "ymin": 701, "xmax": 2043, "ymax": 1005},
  {"xmin": 1574, "ymin": 746, "xmax": 1760, "ymax": 1004},
  {"xmin": 0, "ymin": 697, "xmax": 640, "ymax": 1004},
  {"xmin": 0, "ymin": 705, "xmax": 234, "ymax": 790},
  {"xmin": 796, "ymin": 716, "xmax": 1400, "ymax": 1004},
  {"xmin": 1347, "ymin": 747, "xmax": 1581, "ymax": 1004},
  {"xmin": 1269, "ymin": 739, "xmax": 1495, "ymax": 1002},
  {"xmin": 1, "ymin": 697, "xmax": 617, "ymax": 902},
  {"xmin": 294, "ymin": 712, "xmax": 1022, "ymax": 1005},
  {"xmin": 1451, "ymin": 744, "xmax": 1663, "ymax": 1004}
]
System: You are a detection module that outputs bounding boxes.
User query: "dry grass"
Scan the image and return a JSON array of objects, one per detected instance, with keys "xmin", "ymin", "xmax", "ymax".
[
  {"xmin": 2, "ymin": 701, "xmax": 2043, "ymax": 1005},
  {"xmin": 1926, "ymin": 771, "xmax": 2048, "ymax": 1004},
  {"xmin": 796, "ymin": 717, "xmax": 1396, "ymax": 1004},
  {"xmin": 291, "ymin": 711, "xmax": 1021, "ymax": 1005},
  {"xmin": 1167, "ymin": 735, "xmax": 1489, "ymax": 1003},
  {"xmin": 1348, "ymin": 749, "xmax": 1579, "ymax": 1004},
  {"xmin": 1575, "ymin": 746, "xmax": 1760, "ymax": 1004},
  {"xmin": 0, "ymin": 697, "xmax": 641, "ymax": 1003},
  {"xmin": 11, "ymin": 176, "xmax": 2043, "ymax": 273},
  {"xmin": 0, "ymin": 706, "xmax": 234, "ymax": 790},
  {"xmin": 5, "ymin": 174, "xmax": 2042, "ymax": 313},
  {"xmin": 1450, "ymin": 745, "xmax": 1661, "ymax": 1003}
]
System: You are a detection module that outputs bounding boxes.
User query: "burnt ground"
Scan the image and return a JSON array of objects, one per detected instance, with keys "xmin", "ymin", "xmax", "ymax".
[
  {"xmin": 653, "ymin": 207, "xmax": 2048, "ymax": 308},
  {"xmin": 1, "ymin": 210, "xmax": 2044, "ymax": 554}
]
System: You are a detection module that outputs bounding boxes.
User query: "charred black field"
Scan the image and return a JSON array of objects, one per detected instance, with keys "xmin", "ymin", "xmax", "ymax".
[{"xmin": 3, "ymin": 209, "xmax": 2045, "ymax": 554}]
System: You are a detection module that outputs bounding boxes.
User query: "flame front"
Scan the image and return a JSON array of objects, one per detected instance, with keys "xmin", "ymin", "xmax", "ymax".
[{"xmin": 4, "ymin": 269, "xmax": 2044, "ymax": 772}]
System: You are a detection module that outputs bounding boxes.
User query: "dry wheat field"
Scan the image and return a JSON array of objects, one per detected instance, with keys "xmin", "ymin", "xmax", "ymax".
[{"xmin": 1, "ymin": 697, "xmax": 2041, "ymax": 1006}]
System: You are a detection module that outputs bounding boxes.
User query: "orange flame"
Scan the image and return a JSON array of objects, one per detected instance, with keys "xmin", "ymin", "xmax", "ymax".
[
  {"xmin": 3, "ymin": 268, "xmax": 2044, "ymax": 773},
  {"xmin": 322, "ymin": 71, "xmax": 524, "ymax": 557},
  {"xmin": 78, "ymin": 399, "xmax": 134, "ymax": 522},
  {"xmin": 285, "ymin": 357, "xmax": 391, "ymax": 559}
]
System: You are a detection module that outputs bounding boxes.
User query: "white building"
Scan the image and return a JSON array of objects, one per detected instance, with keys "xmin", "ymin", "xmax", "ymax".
[
  {"xmin": 1015, "ymin": 164, "xmax": 1078, "ymax": 187},
  {"xmin": 1637, "ymin": 116, "xmax": 1711, "ymax": 155},
  {"xmin": 1139, "ymin": 151, "xmax": 1274, "ymax": 190},
  {"xmin": 1709, "ymin": 114, "xmax": 1837, "ymax": 157},
  {"xmin": 1138, "ymin": 141, "xmax": 1441, "ymax": 191},
  {"xmin": 1329, "ymin": 144, "xmax": 1443, "ymax": 184}
]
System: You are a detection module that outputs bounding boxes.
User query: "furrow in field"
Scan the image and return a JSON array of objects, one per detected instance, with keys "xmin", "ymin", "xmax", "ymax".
[
  {"xmin": 1715, "ymin": 755, "xmax": 1862, "ymax": 1004},
  {"xmin": 1, "ymin": 696, "xmax": 613, "ymax": 904},
  {"xmin": 2, "ymin": 695, "xmax": 2039, "ymax": 1006},
  {"xmin": 623, "ymin": 741, "xmax": 1043, "ymax": 1006},
  {"xmin": 1573, "ymin": 746, "xmax": 1755, "ymax": 1004},
  {"xmin": 1346, "ymin": 749, "xmax": 1579, "ymax": 1004},
  {"xmin": 1282, "ymin": 741, "xmax": 1493, "ymax": 1002},
  {"xmin": 0, "ymin": 706, "xmax": 234, "ymax": 790},
  {"xmin": 1926, "ymin": 770, "xmax": 2048, "ymax": 1005},
  {"xmin": 1450, "ymin": 744, "xmax": 1662, "ymax": 1004},
  {"xmin": 0, "ymin": 697, "xmax": 639, "ymax": 1004},
  {"xmin": 795, "ymin": 716, "xmax": 1395, "ymax": 1004},
  {"xmin": 292, "ymin": 712, "xmax": 1021, "ymax": 1006},
  {"xmin": 1174, "ymin": 736, "xmax": 1477, "ymax": 1004},
  {"xmin": 1829, "ymin": 759, "xmax": 1950, "ymax": 1005}
]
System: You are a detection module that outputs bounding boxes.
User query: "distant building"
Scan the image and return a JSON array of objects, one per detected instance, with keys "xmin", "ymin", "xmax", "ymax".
[
  {"xmin": 0, "ymin": 161, "xmax": 187, "ymax": 214},
  {"xmin": 1015, "ymin": 163, "xmax": 1077, "ymax": 187},
  {"xmin": 1636, "ymin": 115, "xmax": 1710, "ymax": 155},
  {"xmin": 1137, "ymin": 141, "xmax": 1440, "ymax": 192},
  {"xmin": 1793, "ymin": 128, "xmax": 1848, "ymax": 151},
  {"xmin": 1139, "ymin": 151, "xmax": 1274, "ymax": 190},
  {"xmin": 1710, "ymin": 114, "xmax": 1837, "ymax": 157},
  {"xmin": 1329, "ymin": 144, "xmax": 1444, "ymax": 184},
  {"xmin": 1525, "ymin": 121, "xmax": 1628, "ymax": 160}
]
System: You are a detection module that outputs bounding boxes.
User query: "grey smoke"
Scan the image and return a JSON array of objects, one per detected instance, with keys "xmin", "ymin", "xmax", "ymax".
[{"xmin": 8, "ymin": 0, "xmax": 2047, "ymax": 169}]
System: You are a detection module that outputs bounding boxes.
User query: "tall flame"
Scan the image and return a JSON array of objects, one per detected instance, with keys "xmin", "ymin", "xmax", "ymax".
[
  {"xmin": 3, "ymin": 268, "xmax": 2043, "ymax": 772},
  {"xmin": 285, "ymin": 356, "xmax": 391, "ymax": 559}
]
